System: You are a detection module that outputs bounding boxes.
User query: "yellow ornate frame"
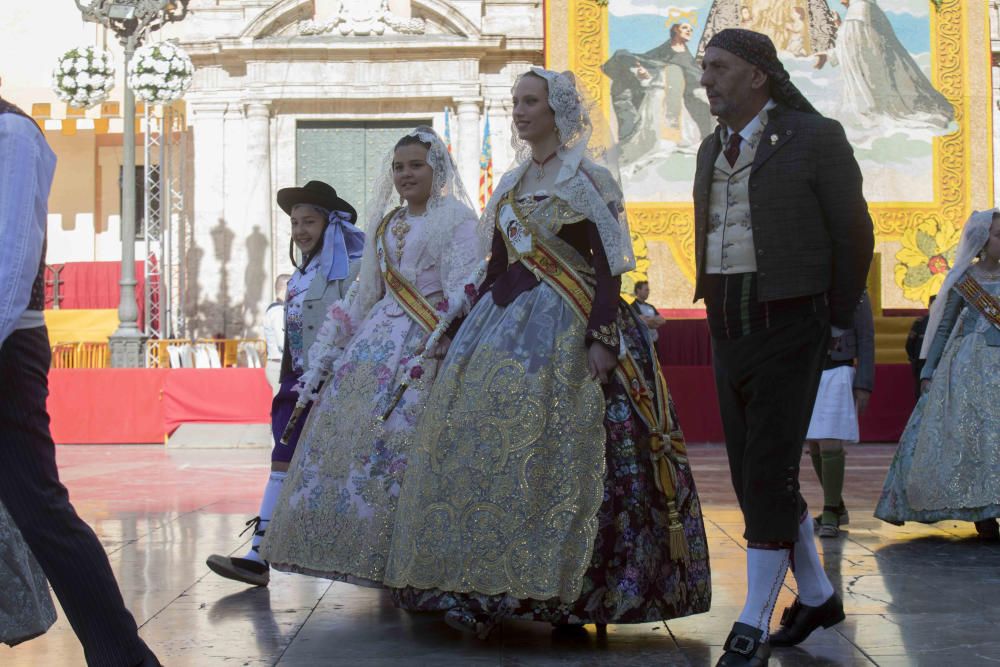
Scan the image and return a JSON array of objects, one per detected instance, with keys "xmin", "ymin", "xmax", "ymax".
[{"xmin": 546, "ymin": 0, "xmax": 993, "ymax": 285}]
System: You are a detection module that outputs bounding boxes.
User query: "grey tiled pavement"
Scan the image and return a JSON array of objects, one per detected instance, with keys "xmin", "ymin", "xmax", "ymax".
[{"xmin": 2, "ymin": 443, "xmax": 997, "ymax": 666}]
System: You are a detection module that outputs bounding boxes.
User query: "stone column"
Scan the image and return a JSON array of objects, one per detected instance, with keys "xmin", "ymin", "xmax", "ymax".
[
  {"xmin": 455, "ymin": 99, "xmax": 481, "ymax": 203},
  {"xmin": 221, "ymin": 103, "xmax": 247, "ymax": 336},
  {"xmin": 244, "ymin": 101, "xmax": 273, "ymax": 332},
  {"xmin": 189, "ymin": 101, "xmax": 227, "ymax": 337}
]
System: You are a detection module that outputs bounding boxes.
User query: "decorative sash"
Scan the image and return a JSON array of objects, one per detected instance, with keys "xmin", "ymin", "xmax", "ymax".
[
  {"xmin": 955, "ymin": 274, "xmax": 1000, "ymax": 331},
  {"xmin": 375, "ymin": 208, "xmax": 441, "ymax": 334},
  {"xmin": 498, "ymin": 191, "xmax": 690, "ymax": 562}
]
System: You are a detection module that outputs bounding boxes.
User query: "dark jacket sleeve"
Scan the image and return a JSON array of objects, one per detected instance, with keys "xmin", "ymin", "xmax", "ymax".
[
  {"xmin": 445, "ymin": 227, "xmax": 506, "ymax": 340},
  {"xmin": 905, "ymin": 317, "xmax": 927, "ymax": 362},
  {"xmin": 812, "ymin": 118, "xmax": 875, "ymax": 329},
  {"xmin": 480, "ymin": 226, "xmax": 508, "ymax": 296},
  {"xmin": 584, "ymin": 221, "xmax": 622, "ymax": 351},
  {"xmin": 853, "ymin": 292, "xmax": 876, "ymax": 392}
]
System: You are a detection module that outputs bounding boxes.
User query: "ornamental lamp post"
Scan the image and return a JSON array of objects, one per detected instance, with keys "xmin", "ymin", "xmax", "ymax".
[{"xmin": 74, "ymin": 0, "xmax": 189, "ymax": 367}]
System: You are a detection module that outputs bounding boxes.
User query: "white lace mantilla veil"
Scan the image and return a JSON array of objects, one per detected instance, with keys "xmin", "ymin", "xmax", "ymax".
[
  {"xmin": 920, "ymin": 208, "xmax": 999, "ymax": 359},
  {"xmin": 485, "ymin": 67, "xmax": 637, "ymax": 276},
  {"xmin": 300, "ymin": 126, "xmax": 489, "ymax": 399}
]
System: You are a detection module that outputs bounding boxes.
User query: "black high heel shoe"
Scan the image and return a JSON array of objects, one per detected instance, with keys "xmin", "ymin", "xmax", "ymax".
[
  {"xmin": 975, "ymin": 518, "xmax": 1000, "ymax": 541},
  {"xmin": 444, "ymin": 608, "xmax": 497, "ymax": 639}
]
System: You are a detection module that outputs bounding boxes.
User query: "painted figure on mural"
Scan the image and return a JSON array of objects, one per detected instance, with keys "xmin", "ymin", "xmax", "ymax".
[
  {"xmin": 697, "ymin": 0, "xmax": 839, "ymax": 57},
  {"xmin": 816, "ymin": 0, "xmax": 954, "ymax": 130},
  {"xmin": 603, "ymin": 22, "xmax": 713, "ymax": 171}
]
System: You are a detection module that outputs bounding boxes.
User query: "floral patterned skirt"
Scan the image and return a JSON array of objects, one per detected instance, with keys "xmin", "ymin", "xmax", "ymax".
[
  {"xmin": 0, "ymin": 500, "xmax": 56, "ymax": 646},
  {"xmin": 391, "ymin": 304, "xmax": 712, "ymax": 625},
  {"xmin": 261, "ymin": 298, "xmax": 435, "ymax": 586}
]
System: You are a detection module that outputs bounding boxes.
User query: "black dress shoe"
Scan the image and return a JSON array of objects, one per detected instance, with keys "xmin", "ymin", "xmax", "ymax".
[
  {"xmin": 769, "ymin": 593, "xmax": 845, "ymax": 646},
  {"xmin": 716, "ymin": 622, "xmax": 770, "ymax": 666},
  {"xmin": 132, "ymin": 643, "xmax": 163, "ymax": 667},
  {"xmin": 206, "ymin": 554, "xmax": 270, "ymax": 586}
]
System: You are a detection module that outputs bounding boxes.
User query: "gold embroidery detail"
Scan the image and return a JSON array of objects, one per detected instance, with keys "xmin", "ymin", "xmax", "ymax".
[
  {"xmin": 385, "ymin": 286, "xmax": 606, "ymax": 600},
  {"xmin": 587, "ymin": 322, "xmax": 619, "ymax": 349}
]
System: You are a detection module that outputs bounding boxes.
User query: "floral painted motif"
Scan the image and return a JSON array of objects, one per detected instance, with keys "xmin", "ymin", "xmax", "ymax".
[{"xmin": 894, "ymin": 218, "xmax": 962, "ymax": 305}]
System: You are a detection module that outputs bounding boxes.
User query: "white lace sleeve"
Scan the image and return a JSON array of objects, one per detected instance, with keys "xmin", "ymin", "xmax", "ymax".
[{"xmin": 438, "ymin": 207, "xmax": 490, "ymax": 322}]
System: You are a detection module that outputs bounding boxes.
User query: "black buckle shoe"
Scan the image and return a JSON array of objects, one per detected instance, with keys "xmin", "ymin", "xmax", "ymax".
[
  {"xmin": 716, "ymin": 622, "xmax": 770, "ymax": 666},
  {"xmin": 769, "ymin": 593, "xmax": 845, "ymax": 646}
]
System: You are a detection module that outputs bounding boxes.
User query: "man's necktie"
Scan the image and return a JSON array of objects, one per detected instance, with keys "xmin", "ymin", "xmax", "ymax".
[{"xmin": 724, "ymin": 132, "xmax": 742, "ymax": 167}]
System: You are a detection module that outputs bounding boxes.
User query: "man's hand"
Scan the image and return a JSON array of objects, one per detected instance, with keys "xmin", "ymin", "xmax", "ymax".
[
  {"xmin": 588, "ymin": 343, "xmax": 617, "ymax": 384},
  {"xmin": 920, "ymin": 378, "xmax": 932, "ymax": 395},
  {"xmin": 853, "ymin": 388, "xmax": 871, "ymax": 416}
]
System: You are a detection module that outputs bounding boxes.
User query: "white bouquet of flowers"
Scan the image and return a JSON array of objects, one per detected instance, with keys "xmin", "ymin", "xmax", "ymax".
[
  {"xmin": 127, "ymin": 42, "xmax": 194, "ymax": 104},
  {"xmin": 51, "ymin": 46, "xmax": 115, "ymax": 109}
]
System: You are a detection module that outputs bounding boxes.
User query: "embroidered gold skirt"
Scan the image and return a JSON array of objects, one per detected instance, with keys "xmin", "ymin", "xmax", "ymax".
[{"xmin": 384, "ymin": 284, "xmax": 607, "ymax": 601}]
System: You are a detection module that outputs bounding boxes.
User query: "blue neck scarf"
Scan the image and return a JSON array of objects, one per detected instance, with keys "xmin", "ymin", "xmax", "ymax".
[{"xmin": 319, "ymin": 209, "xmax": 366, "ymax": 281}]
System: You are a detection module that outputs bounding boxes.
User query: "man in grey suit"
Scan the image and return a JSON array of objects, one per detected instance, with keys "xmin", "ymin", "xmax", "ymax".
[{"xmin": 692, "ymin": 29, "xmax": 874, "ymax": 666}]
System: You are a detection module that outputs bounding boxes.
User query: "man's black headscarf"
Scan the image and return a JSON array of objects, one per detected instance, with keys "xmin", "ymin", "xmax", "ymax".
[{"xmin": 706, "ymin": 28, "xmax": 819, "ymax": 115}]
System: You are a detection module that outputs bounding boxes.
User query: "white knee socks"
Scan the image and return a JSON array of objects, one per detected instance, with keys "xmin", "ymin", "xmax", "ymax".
[
  {"xmin": 243, "ymin": 470, "xmax": 286, "ymax": 564},
  {"xmin": 737, "ymin": 547, "xmax": 790, "ymax": 638},
  {"xmin": 790, "ymin": 513, "xmax": 835, "ymax": 606}
]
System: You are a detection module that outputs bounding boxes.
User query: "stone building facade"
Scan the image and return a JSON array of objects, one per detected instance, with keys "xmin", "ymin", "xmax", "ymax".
[{"xmin": 174, "ymin": 0, "xmax": 541, "ymax": 335}]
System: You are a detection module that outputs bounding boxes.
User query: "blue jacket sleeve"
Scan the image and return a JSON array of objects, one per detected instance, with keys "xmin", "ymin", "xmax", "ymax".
[{"xmin": 0, "ymin": 114, "xmax": 54, "ymax": 347}]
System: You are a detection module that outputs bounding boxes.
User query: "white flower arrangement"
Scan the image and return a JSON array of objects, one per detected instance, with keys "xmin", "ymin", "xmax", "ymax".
[
  {"xmin": 126, "ymin": 42, "xmax": 193, "ymax": 104},
  {"xmin": 51, "ymin": 46, "xmax": 115, "ymax": 109}
]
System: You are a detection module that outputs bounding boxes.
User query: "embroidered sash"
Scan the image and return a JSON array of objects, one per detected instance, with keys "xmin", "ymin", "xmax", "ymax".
[
  {"xmin": 375, "ymin": 208, "xmax": 441, "ymax": 334},
  {"xmin": 498, "ymin": 191, "xmax": 690, "ymax": 560},
  {"xmin": 955, "ymin": 274, "xmax": 1000, "ymax": 331}
]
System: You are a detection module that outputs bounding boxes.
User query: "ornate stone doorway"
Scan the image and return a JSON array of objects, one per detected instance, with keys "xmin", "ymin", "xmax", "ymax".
[{"xmin": 295, "ymin": 119, "xmax": 432, "ymax": 228}]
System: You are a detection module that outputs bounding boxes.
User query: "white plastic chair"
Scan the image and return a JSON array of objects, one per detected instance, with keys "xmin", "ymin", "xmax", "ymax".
[
  {"xmin": 243, "ymin": 343, "xmax": 262, "ymax": 368},
  {"xmin": 193, "ymin": 345, "xmax": 212, "ymax": 369},
  {"xmin": 206, "ymin": 345, "xmax": 222, "ymax": 369},
  {"xmin": 167, "ymin": 346, "xmax": 182, "ymax": 369},
  {"xmin": 178, "ymin": 344, "xmax": 196, "ymax": 368}
]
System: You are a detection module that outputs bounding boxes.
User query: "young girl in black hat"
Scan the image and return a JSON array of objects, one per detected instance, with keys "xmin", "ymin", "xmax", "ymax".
[{"xmin": 205, "ymin": 180, "xmax": 363, "ymax": 587}]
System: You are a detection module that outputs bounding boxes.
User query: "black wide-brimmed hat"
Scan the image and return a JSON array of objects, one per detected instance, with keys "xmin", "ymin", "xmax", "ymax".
[{"xmin": 276, "ymin": 180, "xmax": 357, "ymax": 222}]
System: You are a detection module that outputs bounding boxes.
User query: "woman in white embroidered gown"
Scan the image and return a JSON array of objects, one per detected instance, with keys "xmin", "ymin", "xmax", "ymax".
[
  {"xmin": 261, "ymin": 127, "xmax": 488, "ymax": 584},
  {"xmin": 876, "ymin": 209, "xmax": 1000, "ymax": 540}
]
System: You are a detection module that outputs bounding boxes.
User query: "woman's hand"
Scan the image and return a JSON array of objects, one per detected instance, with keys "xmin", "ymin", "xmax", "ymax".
[
  {"xmin": 920, "ymin": 378, "xmax": 932, "ymax": 395},
  {"xmin": 430, "ymin": 335, "xmax": 452, "ymax": 360},
  {"xmin": 588, "ymin": 343, "xmax": 617, "ymax": 384}
]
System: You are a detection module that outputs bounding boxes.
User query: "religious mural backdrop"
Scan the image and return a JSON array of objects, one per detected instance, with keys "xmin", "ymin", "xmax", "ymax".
[{"xmin": 547, "ymin": 0, "xmax": 993, "ymax": 309}]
